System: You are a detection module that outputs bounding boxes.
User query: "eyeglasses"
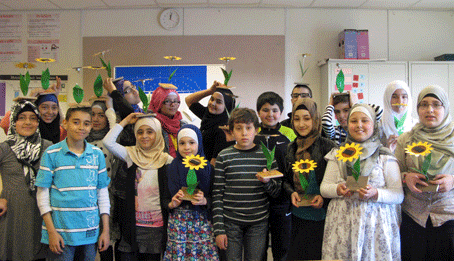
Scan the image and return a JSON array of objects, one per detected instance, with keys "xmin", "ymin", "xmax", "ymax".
[
  {"xmin": 291, "ymin": 93, "xmax": 311, "ymax": 99},
  {"xmin": 124, "ymin": 85, "xmax": 137, "ymax": 94},
  {"xmin": 163, "ymin": 99, "xmax": 181, "ymax": 105},
  {"xmin": 418, "ymin": 101, "xmax": 443, "ymax": 110}
]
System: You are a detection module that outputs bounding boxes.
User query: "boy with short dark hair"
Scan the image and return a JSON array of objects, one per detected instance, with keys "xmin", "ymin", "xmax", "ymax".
[
  {"xmin": 36, "ymin": 106, "xmax": 110, "ymax": 261},
  {"xmin": 213, "ymin": 107, "xmax": 281, "ymax": 261},
  {"xmin": 255, "ymin": 91, "xmax": 296, "ymax": 261}
]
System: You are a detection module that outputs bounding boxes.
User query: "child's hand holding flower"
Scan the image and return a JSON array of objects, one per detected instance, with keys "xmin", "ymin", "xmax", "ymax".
[{"xmin": 191, "ymin": 191, "xmax": 207, "ymax": 206}]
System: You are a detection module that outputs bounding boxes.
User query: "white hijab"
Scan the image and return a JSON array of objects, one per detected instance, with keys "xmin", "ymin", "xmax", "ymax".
[{"xmin": 382, "ymin": 80, "xmax": 414, "ymax": 138}]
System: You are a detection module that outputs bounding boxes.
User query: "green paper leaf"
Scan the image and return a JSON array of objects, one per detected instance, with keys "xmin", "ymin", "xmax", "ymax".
[
  {"xmin": 41, "ymin": 68, "xmax": 50, "ymax": 90},
  {"xmin": 221, "ymin": 68, "xmax": 233, "ymax": 85},
  {"xmin": 299, "ymin": 60, "xmax": 309, "ymax": 79},
  {"xmin": 20, "ymin": 71, "xmax": 31, "ymax": 96},
  {"xmin": 299, "ymin": 173, "xmax": 309, "ymax": 191},
  {"xmin": 186, "ymin": 169, "xmax": 198, "ymax": 195},
  {"xmin": 352, "ymin": 157, "xmax": 361, "ymax": 181},
  {"xmin": 100, "ymin": 57, "xmax": 112, "ymax": 78},
  {"xmin": 306, "ymin": 170, "xmax": 321, "ymax": 195},
  {"xmin": 168, "ymin": 68, "xmax": 178, "ymax": 81},
  {"xmin": 422, "ymin": 153, "xmax": 431, "ymax": 173},
  {"xmin": 94, "ymin": 74, "xmax": 103, "ymax": 97},
  {"xmin": 260, "ymin": 141, "xmax": 275, "ymax": 170},
  {"xmin": 138, "ymin": 86, "xmax": 149, "ymax": 112},
  {"xmin": 73, "ymin": 84, "xmax": 84, "ymax": 103},
  {"xmin": 336, "ymin": 70, "xmax": 345, "ymax": 93}
]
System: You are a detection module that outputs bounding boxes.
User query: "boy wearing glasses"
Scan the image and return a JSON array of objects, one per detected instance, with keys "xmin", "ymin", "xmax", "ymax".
[{"xmin": 281, "ymin": 84, "xmax": 312, "ymax": 128}]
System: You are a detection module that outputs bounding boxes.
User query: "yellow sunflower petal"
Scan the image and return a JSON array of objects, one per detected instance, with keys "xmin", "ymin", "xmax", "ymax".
[
  {"xmin": 35, "ymin": 58, "xmax": 56, "ymax": 63},
  {"xmin": 336, "ymin": 142, "xmax": 363, "ymax": 162},
  {"xmin": 182, "ymin": 154, "xmax": 207, "ymax": 170},
  {"xmin": 405, "ymin": 141, "xmax": 433, "ymax": 157},
  {"xmin": 292, "ymin": 159, "xmax": 317, "ymax": 174}
]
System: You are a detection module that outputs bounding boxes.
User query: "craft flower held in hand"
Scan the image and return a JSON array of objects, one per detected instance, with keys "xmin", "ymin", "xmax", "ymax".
[
  {"xmin": 292, "ymin": 159, "xmax": 317, "ymax": 174},
  {"xmin": 183, "ymin": 154, "xmax": 208, "ymax": 171},
  {"xmin": 15, "ymin": 62, "xmax": 36, "ymax": 69},
  {"xmin": 336, "ymin": 142, "xmax": 363, "ymax": 162},
  {"xmin": 405, "ymin": 141, "xmax": 433, "ymax": 157}
]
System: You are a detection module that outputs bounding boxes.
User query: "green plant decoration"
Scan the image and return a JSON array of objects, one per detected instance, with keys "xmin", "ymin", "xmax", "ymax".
[
  {"xmin": 336, "ymin": 69, "xmax": 345, "ymax": 93},
  {"xmin": 299, "ymin": 61, "xmax": 309, "ymax": 80},
  {"xmin": 100, "ymin": 57, "xmax": 112, "ymax": 78},
  {"xmin": 20, "ymin": 71, "xmax": 31, "ymax": 96},
  {"xmin": 186, "ymin": 169, "xmax": 199, "ymax": 195},
  {"xmin": 41, "ymin": 68, "xmax": 50, "ymax": 90},
  {"xmin": 221, "ymin": 68, "xmax": 233, "ymax": 86},
  {"xmin": 73, "ymin": 84, "xmax": 84, "ymax": 104},
  {"xmin": 299, "ymin": 172, "xmax": 309, "ymax": 192},
  {"xmin": 260, "ymin": 141, "xmax": 275, "ymax": 170},
  {"xmin": 168, "ymin": 68, "xmax": 178, "ymax": 81},
  {"xmin": 410, "ymin": 153, "xmax": 432, "ymax": 181},
  {"xmin": 94, "ymin": 74, "xmax": 103, "ymax": 98},
  {"xmin": 138, "ymin": 86, "xmax": 149, "ymax": 112},
  {"xmin": 352, "ymin": 157, "xmax": 361, "ymax": 182}
]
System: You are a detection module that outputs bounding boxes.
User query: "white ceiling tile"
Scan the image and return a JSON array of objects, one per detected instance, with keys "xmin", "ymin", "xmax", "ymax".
[
  {"xmin": 361, "ymin": 0, "xmax": 419, "ymax": 9},
  {"xmin": 155, "ymin": 0, "xmax": 208, "ymax": 7},
  {"xmin": 209, "ymin": 0, "xmax": 260, "ymax": 7},
  {"xmin": 103, "ymin": 0, "xmax": 158, "ymax": 8},
  {"xmin": 311, "ymin": 0, "xmax": 367, "ymax": 8},
  {"xmin": 260, "ymin": 0, "xmax": 313, "ymax": 8},
  {"xmin": 1, "ymin": 0, "xmax": 59, "ymax": 10},
  {"xmin": 412, "ymin": 0, "xmax": 454, "ymax": 9},
  {"xmin": 54, "ymin": 0, "xmax": 107, "ymax": 9}
]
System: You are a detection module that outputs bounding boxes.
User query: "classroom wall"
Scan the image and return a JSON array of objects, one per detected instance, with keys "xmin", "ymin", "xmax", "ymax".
[{"xmin": 1, "ymin": 7, "xmax": 454, "ymax": 121}]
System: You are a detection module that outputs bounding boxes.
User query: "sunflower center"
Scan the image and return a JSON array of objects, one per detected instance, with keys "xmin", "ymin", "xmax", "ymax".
[
  {"xmin": 189, "ymin": 158, "xmax": 201, "ymax": 166},
  {"xmin": 299, "ymin": 163, "xmax": 309, "ymax": 169},
  {"xmin": 411, "ymin": 146, "xmax": 426, "ymax": 154},
  {"xmin": 342, "ymin": 148, "xmax": 356, "ymax": 157}
]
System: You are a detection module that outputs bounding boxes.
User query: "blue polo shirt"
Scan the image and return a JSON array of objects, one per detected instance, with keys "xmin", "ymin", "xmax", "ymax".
[{"xmin": 35, "ymin": 139, "xmax": 110, "ymax": 246}]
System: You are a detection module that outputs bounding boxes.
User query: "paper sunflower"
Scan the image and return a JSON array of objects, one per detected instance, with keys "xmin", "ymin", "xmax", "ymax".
[
  {"xmin": 35, "ymin": 58, "xmax": 56, "ymax": 63},
  {"xmin": 336, "ymin": 143, "xmax": 363, "ymax": 162},
  {"xmin": 292, "ymin": 159, "xmax": 317, "ymax": 174},
  {"xmin": 183, "ymin": 155, "xmax": 208, "ymax": 170},
  {"xmin": 405, "ymin": 142, "xmax": 433, "ymax": 157},
  {"xmin": 15, "ymin": 62, "xmax": 36, "ymax": 69},
  {"xmin": 219, "ymin": 57, "xmax": 236, "ymax": 62},
  {"xmin": 164, "ymin": 56, "xmax": 182, "ymax": 61}
]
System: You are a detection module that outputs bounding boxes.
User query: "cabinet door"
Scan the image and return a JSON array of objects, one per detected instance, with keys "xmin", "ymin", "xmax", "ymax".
[
  {"xmin": 369, "ymin": 62, "xmax": 408, "ymax": 109},
  {"xmin": 409, "ymin": 62, "xmax": 450, "ymax": 116}
]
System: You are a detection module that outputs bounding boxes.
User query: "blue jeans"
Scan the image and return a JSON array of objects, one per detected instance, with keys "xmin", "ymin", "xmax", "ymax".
[
  {"xmin": 46, "ymin": 244, "xmax": 96, "ymax": 261},
  {"xmin": 224, "ymin": 220, "xmax": 268, "ymax": 261}
]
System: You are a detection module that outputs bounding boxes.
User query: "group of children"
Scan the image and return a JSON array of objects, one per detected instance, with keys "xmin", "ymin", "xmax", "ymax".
[{"xmin": 0, "ymin": 75, "xmax": 452, "ymax": 261}]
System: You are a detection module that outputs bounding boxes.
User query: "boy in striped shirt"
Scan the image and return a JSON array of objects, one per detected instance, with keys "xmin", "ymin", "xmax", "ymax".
[
  {"xmin": 36, "ymin": 106, "xmax": 110, "ymax": 260},
  {"xmin": 213, "ymin": 108, "xmax": 281, "ymax": 261}
]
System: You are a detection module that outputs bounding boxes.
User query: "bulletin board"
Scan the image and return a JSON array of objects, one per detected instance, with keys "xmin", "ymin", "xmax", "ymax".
[{"xmin": 334, "ymin": 67, "xmax": 367, "ymax": 103}]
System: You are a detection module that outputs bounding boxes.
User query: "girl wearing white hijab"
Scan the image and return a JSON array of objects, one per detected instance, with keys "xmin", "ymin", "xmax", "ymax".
[
  {"xmin": 103, "ymin": 113, "xmax": 173, "ymax": 260},
  {"xmin": 396, "ymin": 85, "xmax": 454, "ymax": 261},
  {"xmin": 382, "ymin": 80, "xmax": 416, "ymax": 151}
]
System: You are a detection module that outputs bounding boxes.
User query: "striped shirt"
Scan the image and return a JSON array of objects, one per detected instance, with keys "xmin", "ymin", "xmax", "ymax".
[
  {"xmin": 212, "ymin": 145, "xmax": 280, "ymax": 236},
  {"xmin": 35, "ymin": 139, "xmax": 110, "ymax": 246},
  {"xmin": 322, "ymin": 104, "xmax": 383, "ymax": 146}
]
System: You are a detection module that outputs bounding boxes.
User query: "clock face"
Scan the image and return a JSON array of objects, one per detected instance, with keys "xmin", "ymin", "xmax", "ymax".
[{"xmin": 160, "ymin": 9, "xmax": 180, "ymax": 30}]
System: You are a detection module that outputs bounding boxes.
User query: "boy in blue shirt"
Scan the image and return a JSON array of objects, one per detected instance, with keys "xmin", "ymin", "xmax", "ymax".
[
  {"xmin": 36, "ymin": 106, "xmax": 110, "ymax": 260},
  {"xmin": 255, "ymin": 91, "xmax": 296, "ymax": 261}
]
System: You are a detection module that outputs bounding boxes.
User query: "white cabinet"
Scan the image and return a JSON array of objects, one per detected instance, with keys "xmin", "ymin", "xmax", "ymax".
[
  {"xmin": 409, "ymin": 61, "xmax": 454, "ymax": 116},
  {"xmin": 320, "ymin": 59, "xmax": 408, "ymax": 110}
]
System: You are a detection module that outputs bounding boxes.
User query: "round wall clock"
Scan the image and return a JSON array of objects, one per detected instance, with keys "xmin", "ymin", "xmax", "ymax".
[{"xmin": 159, "ymin": 9, "xmax": 181, "ymax": 30}]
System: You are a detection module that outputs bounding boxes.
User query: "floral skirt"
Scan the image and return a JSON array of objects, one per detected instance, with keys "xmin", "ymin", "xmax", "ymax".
[{"xmin": 163, "ymin": 208, "xmax": 219, "ymax": 261}]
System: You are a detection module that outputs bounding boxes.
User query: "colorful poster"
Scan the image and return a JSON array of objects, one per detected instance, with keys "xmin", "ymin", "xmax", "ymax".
[
  {"xmin": 335, "ymin": 68, "xmax": 366, "ymax": 103},
  {"xmin": 27, "ymin": 39, "xmax": 59, "ymax": 62}
]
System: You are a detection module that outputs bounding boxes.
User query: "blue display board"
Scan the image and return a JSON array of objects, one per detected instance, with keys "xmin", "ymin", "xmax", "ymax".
[{"xmin": 114, "ymin": 65, "xmax": 207, "ymax": 94}]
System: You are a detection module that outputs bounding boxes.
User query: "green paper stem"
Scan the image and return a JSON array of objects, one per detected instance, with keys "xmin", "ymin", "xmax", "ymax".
[
  {"xmin": 41, "ymin": 68, "xmax": 50, "ymax": 90},
  {"xmin": 409, "ymin": 153, "xmax": 432, "ymax": 181},
  {"xmin": 100, "ymin": 57, "xmax": 112, "ymax": 78},
  {"xmin": 299, "ymin": 172, "xmax": 309, "ymax": 192},
  {"xmin": 336, "ymin": 69, "xmax": 345, "ymax": 93},
  {"xmin": 186, "ymin": 169, "xmax": 198, "ymax": 195},
  {"xmin": 299, "ymin": 60, "xmax": 309, "ymax": 80},
  {"xmin": 221, "ymin": 68, "xmax": 233, "ymax": 85},
  {"xmin": 94, "ymin": 74, "xmax": 103, "ymax": 97},
  {"xmin": 352, "ymin": 157, "xmax": 361, "ymax": 182},
  {"xmin": 20, "ymin": 71, "xmax": 31, "ymax": 96}
]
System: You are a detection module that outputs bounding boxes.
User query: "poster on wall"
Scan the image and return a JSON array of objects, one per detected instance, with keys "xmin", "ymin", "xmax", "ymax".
[
  {"xmin": 27, "ymin": 39, "xmax": 59, "ymax": 62},
  {"xmin": 27, "ymin": 13, "xmax": 60, "ymax": 38},
  {"xmin": 0, "ymin": 39, "xmax": 22, "ymax": 62},
  {"xmin": 0, "ymin": 14, "xmax": 23, "ymax": 62},
  {"xmin": 0, "ymin": 82, "xmax": 5, "ymax": 117},
  {"xmin": 335, "ymin": 68, "xmax": 366, "ymax": 103}
]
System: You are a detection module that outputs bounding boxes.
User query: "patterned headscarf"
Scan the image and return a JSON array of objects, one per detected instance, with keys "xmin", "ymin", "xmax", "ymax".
[{"xmin": 6, "ymin": 100, "xmax": 42, "ymax": 191}]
